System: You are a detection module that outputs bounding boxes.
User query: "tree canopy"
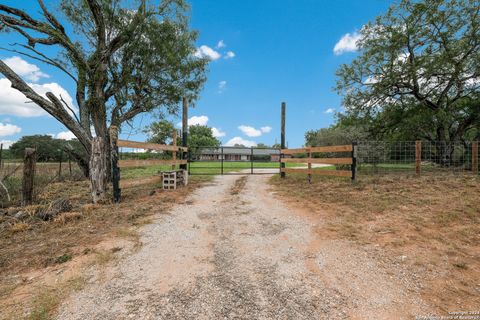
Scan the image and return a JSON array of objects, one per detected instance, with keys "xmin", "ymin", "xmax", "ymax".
[
  {"xmin": 0, "ymin": 0, "xmax": 208, "ymax": 202},
  {"xmin": 9, "ymin": 135, "xmax": 86, "ymax": 163},
  {"xmin": 335, "ymin": 0, "xmax": 480, "ymax": 162},
  {"xmin": 146, "ymin": 120, "xmax": 221, "ymax": 151},
  {"xmin": 186, "ymin": 125, "xmax": 221, "ymax": 150}
]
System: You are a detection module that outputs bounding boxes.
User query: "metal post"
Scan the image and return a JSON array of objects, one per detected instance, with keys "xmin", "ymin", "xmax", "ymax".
[
  {"xmin": 109, "ymin": 126, "xmax": 121, "ymax": 203},
  {"xmin": 251, "ymin": 147, "xmax": 254, "ymax": 174},
  {"xmin": 181, "ymin": 97, "xmax": 188, "ymax": 170},
  {"xmin": 351, "ymin": 142, "xmax": 357, "ymax": 183},
  {"xmin": 280, "ymin": 102, "xmax": 286, "ymax": 178},
  {"xmin": 221, "ymin": 147, "xmax": 224, "ymax": 175}
]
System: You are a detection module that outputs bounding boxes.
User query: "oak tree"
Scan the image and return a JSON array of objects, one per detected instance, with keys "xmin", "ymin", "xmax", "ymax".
[{"xmin": 0, "ymin": 0, "xmax": 207, "ymax": 202}]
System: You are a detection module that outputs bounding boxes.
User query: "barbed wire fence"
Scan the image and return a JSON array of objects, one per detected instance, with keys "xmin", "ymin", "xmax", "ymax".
[{"xmin": 0, "ymin": 149, "xmax": 84, "ymax": 208}]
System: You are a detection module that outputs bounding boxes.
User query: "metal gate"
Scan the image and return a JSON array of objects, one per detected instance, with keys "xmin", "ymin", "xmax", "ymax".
[{"xmin": 188, "ymin": 146, "xmax": 281, "ymax": 175}]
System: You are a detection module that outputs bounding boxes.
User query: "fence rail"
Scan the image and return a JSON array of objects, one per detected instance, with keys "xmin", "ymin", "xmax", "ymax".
[{"xmin": 280, "ymin": 144, "xmax": 357, "ymax": 181}]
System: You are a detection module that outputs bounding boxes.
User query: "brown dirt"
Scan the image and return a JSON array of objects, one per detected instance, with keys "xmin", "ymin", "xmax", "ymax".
[
  {"xmin": 55, "ymin": 175, "xmax": 433, "ymax": 319},
  {"xmin": 0, "ymin": 176, "xmax": 211, "ymax": 319},
  {"xmin": 269, "ymin": 173, "xmax": 480, "ymax": 314}
]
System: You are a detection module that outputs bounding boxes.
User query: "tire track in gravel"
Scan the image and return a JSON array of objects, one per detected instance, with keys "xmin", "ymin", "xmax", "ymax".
[{"xmin": 57, "ymin": 174, "xmax": 432, "ymax": 319}]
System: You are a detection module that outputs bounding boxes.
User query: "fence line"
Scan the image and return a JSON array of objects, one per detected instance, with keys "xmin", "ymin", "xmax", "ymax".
[{"xmin": 280, "ymin": 144, "xmax": 357, "ymax": 181}]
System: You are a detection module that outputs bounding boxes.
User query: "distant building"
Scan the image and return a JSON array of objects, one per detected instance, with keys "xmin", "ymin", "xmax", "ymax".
[{"xmin": 196, "ymin": 147, "xmax": 281, "ymax": 162}]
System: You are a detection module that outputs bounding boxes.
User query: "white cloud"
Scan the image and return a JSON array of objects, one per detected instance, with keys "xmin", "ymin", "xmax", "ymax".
[
  {"xmin": 0, "ymin": 140, "xmax": 15, "ymax": 149},
  {"xmin": 2, "ymin": 56, "xmax": 49, "ymax": 82},
  {"xmin": 56, "ymin": 131, "xmax": 76, "ymax": 140},
  {"xmin": 188, "ymin": 115, "xmax": 209, "ymax": 126},
  {"xmin": 194, "ymin": 45, "xmax": 221, "ymax": 61},
  {"xmin": 0, "ymin": 122, "xmax": 21, "ymax": 136},
  {"xmin": 218, "ymin": 80, "xmax": 227, "ymax": 93},
  {"xmin": 226, "ymin": 136, "xmax": 257, "ymax": 147},
  {"xmin": 324, "ymin": 108, "xmax": 335, "ymax": 114},
  {"xmin": 224, "ymin": 51, "xmax": 235, "ymax": 59},
  {"xmin": 176, "ymin": 115, "xmax": 210, "ymax": 128},
  {"xmin": 333, "ymin": 32, "xmax": 361, "ymax": 55},
  {"xmin": 0, "ymin": 78, "xmax": 77, "ymax": 117},
  {"xmin": 260, "ymin": 126, "xmax": 272, "ymax": 133},
  {"xmin": 212, "ymin": 127, "xmax": 226, "ymax": 138},
  {"xmin": 216, "ymin": 40, "xmax": 226, "ymax": 49},
  {"xmin": 238, "ymin": 125, "xmax": 262, "ymax": 137}
]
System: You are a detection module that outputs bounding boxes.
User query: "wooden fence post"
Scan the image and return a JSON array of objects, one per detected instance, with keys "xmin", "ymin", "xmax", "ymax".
[
  {"xmin": 180, "ymin": 97, "xmax": 188, "ymax": 171},
  {"xmin": 0, "ymin": 143, "xmax": 3, "ymax": 170},
  {"xmin": 415, "ymin": 140, "xmax": 422, "ymax": 175},
  {"xmin": 280, "ymin": 102, "xmax": 286, "ymax": 178},
  {"xmin": 109, "ymin": 126, "xmax": 121, "ymax": 203},
  {"xmin": 307, "ymin": 148, "xmax": 312, "ymax": 183},
  {"xmin": 22, "ymin": 148, "xmax": 36, "ymax": 206},
  {"xmin": 172, "ymin": 130, "xmax": 177, "ymax": 170},
  {"xmin": 472, "ymin": 141, "xmax": 478, "ymax": 175}
]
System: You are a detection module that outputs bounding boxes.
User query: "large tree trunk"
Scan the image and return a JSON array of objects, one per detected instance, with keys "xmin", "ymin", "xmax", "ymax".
[
  {"xmin": 89, "ymin": 137, "xmax": 108, "ymax": 203},
  {"xmin": 434, "ymin": 140, "xmax": 455, "ymax": 167}
]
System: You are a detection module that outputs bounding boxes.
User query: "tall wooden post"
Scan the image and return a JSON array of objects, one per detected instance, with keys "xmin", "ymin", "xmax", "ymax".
[
  {"xmin": 180, "ymin": 97, "xmax": 188, "ymax": 170},
  {"xmin": 172, "ymin": 130, "xmax": 177, "ymax": 170},
  {"xmin": 472, "ymin": 141, "xmax": 478, "ymax": 175},
  {"xmin": 22, "ymin": 148, "xmax": 36, "ymax": 206},
  {"xmin": 109, "ymin": 126, "xmax": 121, "ymax": 203},
  {"xmin": 0, "ymin": 143, "xmax": 3, "ymax": 170},
  {"xmin": 280, "ymin": 102, "xmax": 286, "ymax": 178},
  {"xmin": 415, "ymin": 140, "xmax": 422, "ymax": 176}
]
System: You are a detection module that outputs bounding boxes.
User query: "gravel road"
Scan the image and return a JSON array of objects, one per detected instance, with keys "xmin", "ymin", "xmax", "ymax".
[{"xmin": 57, "ymin": 174, "xmax": 431, "ymax": 319}]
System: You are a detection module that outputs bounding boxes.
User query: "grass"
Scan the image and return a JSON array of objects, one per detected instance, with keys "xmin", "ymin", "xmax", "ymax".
[{"xmin": 269, "ymin": 173, "xmax": 480, "ymax": 312}]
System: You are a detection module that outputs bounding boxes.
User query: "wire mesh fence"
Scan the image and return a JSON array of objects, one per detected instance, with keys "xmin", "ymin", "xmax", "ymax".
[{"xmin": 356, "ymin": 141, "xmax": 479, "ymax": 176}]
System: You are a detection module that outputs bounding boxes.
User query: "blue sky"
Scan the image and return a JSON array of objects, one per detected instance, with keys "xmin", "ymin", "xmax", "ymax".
[{"xmin": 0, "ymin": 0, "xmax": 392, "ymax": 149}]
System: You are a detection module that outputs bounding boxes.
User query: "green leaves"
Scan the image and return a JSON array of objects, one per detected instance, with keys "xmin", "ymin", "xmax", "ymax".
[{"xmin": 335, "ymin": 0, "xmax": 480, "ymax": 143}]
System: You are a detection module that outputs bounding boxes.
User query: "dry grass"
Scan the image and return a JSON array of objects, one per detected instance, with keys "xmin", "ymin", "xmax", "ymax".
[
  {"xmin": 26, "ymin": 275, "xmax": 87, "ymax": 320},
  {"xmin": 0, "ymin": 175, "xmax": 212, "ymax": 319},
  {"xmin": 270, "ymin": 173, "xmax": 480, "ymax": 312},
  {"xmin": 230, "ymin": 176, "xmax": 248, "ymax": 195}
]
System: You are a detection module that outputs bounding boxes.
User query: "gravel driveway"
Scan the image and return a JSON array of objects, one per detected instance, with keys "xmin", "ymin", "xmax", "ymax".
[{"xmin": 57, "ymin": 174, "xmax": 431, "ymax": 319}]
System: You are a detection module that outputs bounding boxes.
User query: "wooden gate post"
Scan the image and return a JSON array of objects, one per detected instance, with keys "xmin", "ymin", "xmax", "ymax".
[
  {"xmin": 22, "ymin": 148, "xmax": 36, "ymax": 206},
  {"xmin": 180, "ymin": 97, "xmax": 188, "ymax": 171},
  {"xmin": 0, "ymin": 143, "xmax": 3, "ymax": 170},
  {"xmin": 415, "ymin": 140, "xmax": 422, "ymax": 176},
  {"xmin": 109, "ymin": 126, "xmax": 121, "ymax": 203},
  {"xmin": 472, "ymin": 141, "xmax": 478, "ymax": 175},
  {"xmin": 172, "ymin": 130, "xmax": 177, "ymax": 170},
  {"xmin": 280, "ymin": 102, "xmax": 286, "ymax": 178}
]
